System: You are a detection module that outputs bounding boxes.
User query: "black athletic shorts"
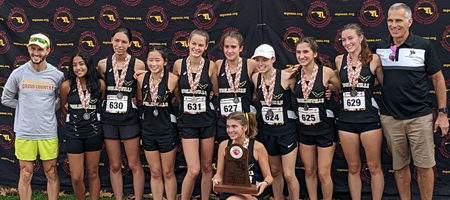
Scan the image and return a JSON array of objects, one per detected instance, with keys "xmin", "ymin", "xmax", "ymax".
[
  {"xmin": 298, "ymin": 132, "xmax": 336, "ymax": 148},
  {"xmin": 66, "ymin": 133, "xmax": 103, "ymax": 154},
  {"xmin": 180, "ymin": 124, "xmax": 216, "ymax": 139},
  {"xmin": 262, "ymin": 132, "xmax": 297, "ymax": 156},
  {"xmin": 103, "ymin": 123, "xmax": 141, "ymax": 140},
  {"xmin": 142, "ymin": 135, "xmax": 178, "ymax": 153},
  {"xmin": 337, "ymin": 120, "xmax": 381, "ymax": 134}
]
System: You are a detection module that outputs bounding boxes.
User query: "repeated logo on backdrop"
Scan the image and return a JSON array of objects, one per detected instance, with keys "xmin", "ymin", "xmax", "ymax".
[
  {"xmin": 146, "ymin": 6, "xmax": 169, "ymax": 32},
  {"xmin": 283, "ymin": 27, "xmax": 305, "ymax": 53},
  {"xmin": 78, "ymin": 31, "xmax": 100, "ymax": 56},
  {"xmin": 171, "ymin": 31, "xmax": 190, "ymax": 57},
  {"xmin": 359, "ymin": 0, "xmax": 384, "ymax": 27},
  {"xmin": 193, "ymin": 4, "xmax": 217, "ymax": 30},
  {"xmin": 7, "ymin": 7, "xmax": 29, "ymax": 32},
  {"xmin": 131, "ymin": 31, "xmax": 146, "ymax": 57},
  {"xmin": 53, "ymin": 7, "xmax": 75, "ymax": 32},
  {"xmin": 307, "ymin": 1, "xmax": 331, "ymax": 28},
  {"xmin": 413, "ymin": 0, "xmax": 439, "ymax": 24},
  {"xmin": 99, "ymin": 4, "xmax": 121, "ymax": 30}
]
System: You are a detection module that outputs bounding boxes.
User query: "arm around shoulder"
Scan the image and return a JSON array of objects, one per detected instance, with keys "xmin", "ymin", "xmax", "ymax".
[
  {"xmin": 134, "ymin": 58, "xmax": 146, "ymax": 71},
  {"xmin": 97, "ymin": 59, "xmax": 107, "ymax": 79}
]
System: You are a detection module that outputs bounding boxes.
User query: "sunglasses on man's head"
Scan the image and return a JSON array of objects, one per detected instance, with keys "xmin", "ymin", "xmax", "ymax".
[
  {"xmin": 389, "ymin": 44, "xmax": 397, "ymax": 62},
  {"xmin": 29, "ymin": 37, "xmax": 49, "ymax": 46}
]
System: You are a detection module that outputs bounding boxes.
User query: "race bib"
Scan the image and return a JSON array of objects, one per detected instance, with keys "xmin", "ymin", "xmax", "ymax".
[
  {"xmin": 220, "ymin": 97, "xmax": 242, "ymax": 116},
  {"xmin": 298, "ymin": 107, "xmax": 321, "ymax": 125},
  {"xmin": 343, "ymin": 92, "xmax": 365, "ymax": 111},
  {"xmin": 106, "ymin": 95, "xmax": 128, "ymax": 113},
  {"xmin": 183, "ymin": 96, "xmax": 206, "ymax": 114},
  {"xmin": 262, "ymin": 107, "xmax": 284, "ymax": 125}
]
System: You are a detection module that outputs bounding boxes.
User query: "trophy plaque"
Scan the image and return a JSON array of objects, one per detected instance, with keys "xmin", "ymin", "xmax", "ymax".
[{"xmin": 214, "ymin": 143, "xmax": 258, "ymax": 194}]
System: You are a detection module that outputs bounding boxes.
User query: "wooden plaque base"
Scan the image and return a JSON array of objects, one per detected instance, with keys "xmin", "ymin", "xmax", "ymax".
[{"xmin": 214, "ymin": 182, "xmax": 258, "ymax": 195}]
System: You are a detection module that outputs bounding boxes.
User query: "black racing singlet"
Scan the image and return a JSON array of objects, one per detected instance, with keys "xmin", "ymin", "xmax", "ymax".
[
  {"xmin": 101, "ymin": 56, "xmax": 140, "ymax": 125},
  {"xmin": 339, "ymin": 53, "xmax": 379, "ymax": 123},
  {"xmin": 256, "ymin": 69, "xmax": 296, "ymax": 136},
  {"xmin": 226, "ymin": 139, "xmax": 263, "ymax": 184},
  {"xmin": 141, "ymin": 71, "xmax": 177, "ymax": 137},
  {"xmin": 177, "ymin": 58, "xmax": 216, "ymax": 127},
  {"xmin": 66, "ymin": 82, "xmax": 102, "ymax": 138},
  {"xmin": 217, "ymin": 59, "xmax": 254, "ymax": 137},
  {"xmin": 294, "ymin": 65, "xmax": 335, "ymax": 135}
]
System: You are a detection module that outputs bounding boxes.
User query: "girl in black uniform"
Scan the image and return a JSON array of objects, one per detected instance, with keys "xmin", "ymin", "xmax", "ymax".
[
  {"xmin": 251, "ymin": 44, "xmax": 299, "ymax": 200},
  {"xmin": 172, "ymin": 29, "xmax": 219, "ymax": 200},
  {"xmin": 61, "ymin": 51, "xmax": 106, "ymax": 200},
  {"xmin": 212, "ymin": 112, "xmax": 273, "ymax": 200},
  {"xmin": 290, "ymin": 38, "xmax": 340, "ymax": 200},
  {"xmin": 97, "ymin": 27, "xmax": 146, "ymax": 200},
  {"xmin": 215, "ymin": 31, "xmax": 257, "ymax": 142},
  {"xmin": 136, "ymin": 46, "xmax": 180, "ymax": 200},
  {"xmin": 335, "ymin": 23, "xmax": 384, "ymax": 200}
]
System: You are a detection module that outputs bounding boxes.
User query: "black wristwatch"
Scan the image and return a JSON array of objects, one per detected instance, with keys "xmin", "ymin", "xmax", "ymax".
[{"xmin": 438, "ymin": 107, "xmax": 448, "ymax": 114}]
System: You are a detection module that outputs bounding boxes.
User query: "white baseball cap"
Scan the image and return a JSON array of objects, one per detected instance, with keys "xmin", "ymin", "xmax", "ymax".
[{"xmin": 251, "ymin": 44, "xmax": 275, "ymax": 59}]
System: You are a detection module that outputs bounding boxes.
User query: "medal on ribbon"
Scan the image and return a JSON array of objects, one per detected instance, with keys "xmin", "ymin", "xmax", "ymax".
[
  {"xmin": 346, "ymin": 54, "xmax": 362, "ymax": 97},
  {"xmin": 261, "ymin": 69, "xmax": 276, "ymax": 117},
  {"xmin": 225, "ymin": 58, "xmax": 243, "ymax": 103},
  {"xmin": 149, "ymin": 71, "xmax": 164, "ymax": 117},
  {"xmin": 76, "ymin": 78, "xmax": 91, "ymax": 120},
  {"xmin": 112, "ymin": 54, "xmax": 132, "ymax": 99},
  {"xmin": 186, "ymin": 57, "xmax": 205, "ymax": 102},
  {"xmin": 301, "ymin": 65, "xmax": 319, "ymax": 111}
]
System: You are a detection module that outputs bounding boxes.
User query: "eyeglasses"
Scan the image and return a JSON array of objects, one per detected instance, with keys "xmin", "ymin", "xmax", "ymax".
[{"xmin": 389, "ymin": 44, "xmax": 397, "ymax": 61}]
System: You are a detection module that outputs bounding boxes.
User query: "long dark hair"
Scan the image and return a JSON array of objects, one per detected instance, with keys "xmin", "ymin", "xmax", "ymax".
[
  {"xmin": 68, "ymin": 51, "xmax": 103, "ymax": 98},
  {"xmin": 112, "ymin": 27, "xmax": 132, "ymax": 55},
  {"xmin": 189, "ymin": 29, "xmax": 209, "ymax": 59},
  {"xmin": 342, "ymin": 23, "xmax": 372, "ymax": 67},
  {"xmin": 145, "ymin": 46, "xmax": 170, "ymax": 104},
  {"xmin": 290, "ymin": 37, "xmax": 324, "ymax": 79}
]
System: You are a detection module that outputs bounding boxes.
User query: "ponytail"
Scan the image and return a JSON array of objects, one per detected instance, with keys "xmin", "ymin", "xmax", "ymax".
[{"xmin": 227, "ymin": 112, "xmax": 258, "ymax": 138}]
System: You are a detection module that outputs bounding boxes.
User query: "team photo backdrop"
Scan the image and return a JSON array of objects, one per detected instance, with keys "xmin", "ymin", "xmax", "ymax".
[{"xmin": 1, "ymin": 0, "xmax": 450, "ymax": 199}]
